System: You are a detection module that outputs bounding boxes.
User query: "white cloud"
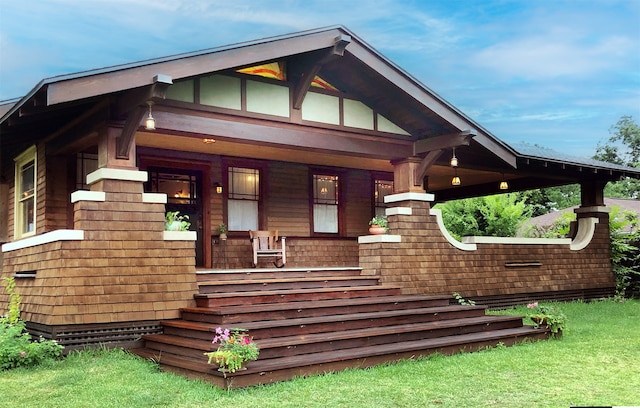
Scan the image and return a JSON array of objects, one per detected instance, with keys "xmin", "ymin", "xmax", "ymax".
[{"xmin": 471, "ymin": 29, "xmax": 635, "ymax": 80}]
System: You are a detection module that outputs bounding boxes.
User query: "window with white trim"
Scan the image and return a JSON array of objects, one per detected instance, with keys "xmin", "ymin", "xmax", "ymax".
[
  {"xmin": 313, "ymin": 174, "xmax": 339, "ymax": 233},
  {"xmin": 15, "ymin": 146, "xmax": 37, "ymax": 238},
  {"xmin": 228, "ymin": 167, "xmax": 260, "ymax": 231}
]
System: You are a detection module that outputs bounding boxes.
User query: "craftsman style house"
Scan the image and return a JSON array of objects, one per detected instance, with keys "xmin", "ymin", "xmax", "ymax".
[{"xmin": 1, "ymin": 26, "xmax": 639, "ymax": 387}]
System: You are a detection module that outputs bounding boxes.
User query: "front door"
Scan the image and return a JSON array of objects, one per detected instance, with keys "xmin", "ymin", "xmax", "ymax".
[{"xmin": 147, "ymin": 168, "xmax": 205, "ymax": 266}]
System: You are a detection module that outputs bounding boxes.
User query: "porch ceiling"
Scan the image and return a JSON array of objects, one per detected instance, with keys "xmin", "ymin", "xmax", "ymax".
[{"xmin": 136, "ymin": 131, "xmax": 395, "ymax": 173}]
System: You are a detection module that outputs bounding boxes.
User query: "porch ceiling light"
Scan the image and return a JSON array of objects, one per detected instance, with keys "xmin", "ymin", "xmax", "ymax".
[
  {"xmin": 144, "ymin": 101, "xmax": 156, "ymax": 131},
  {"xmin": 451, "ymin": 168, "xmax": 461, "ymax": 186},
  {"xmin": 499, "ymin": 173, "xmax": 509, "ymax": 190},
  {"xmin": 450, "ymin": 147, "xmax": 459, "ymax": 168}
]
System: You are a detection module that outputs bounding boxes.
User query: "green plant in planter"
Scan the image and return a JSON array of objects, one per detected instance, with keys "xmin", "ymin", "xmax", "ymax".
[
  {"xmin": 526, "ymin": 302, "xmax": 567, "ymax": 335},
  {"xmin": 204, "ymin": 327, "xmax": 259, "ymax": 377},
  {"xmin": 217, "ymin": 223, "xmax": 228, "ymax": 240},
  {"xmin": 369, "ymin": 215, "xmax": 388, "ymax": 229},
  {"xmin": 165, "ymin": 211, "xmax": 191, "ymax": 231}
]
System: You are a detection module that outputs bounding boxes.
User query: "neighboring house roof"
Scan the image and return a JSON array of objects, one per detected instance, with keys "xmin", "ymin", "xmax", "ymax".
[
  {"xmin": 523, "ymin": 198, "xmax": 640, "ymax": 234},
  {"xmin": 1, "ymin": 25, "xmax": 639, "ymax": 200}
]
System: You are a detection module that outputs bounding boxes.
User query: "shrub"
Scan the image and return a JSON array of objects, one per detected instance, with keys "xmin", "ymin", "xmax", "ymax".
[
  {"xmin": 0, "ymin": 278, "xmax": 64, "ymax": 370},
  {"xmin": 522, "ymin": 206, "xmax": 640, "ymax": 298}
]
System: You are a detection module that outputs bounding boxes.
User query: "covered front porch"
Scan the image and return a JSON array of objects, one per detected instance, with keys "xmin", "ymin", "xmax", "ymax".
[{"xmin": 1, "ymin": 26, "xmax": 637, "ymax": 387}]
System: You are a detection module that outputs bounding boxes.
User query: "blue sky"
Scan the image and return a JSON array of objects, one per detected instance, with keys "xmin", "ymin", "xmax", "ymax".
[{"xmin": 1, "ymin": 0, "xmax": 638, "ymax": 157}]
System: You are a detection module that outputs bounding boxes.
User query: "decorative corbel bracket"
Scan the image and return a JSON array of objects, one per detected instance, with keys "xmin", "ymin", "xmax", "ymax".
[
  {"xmin": 116, "ymin": 74, "xmax": 173, "ymax": 159},
  {"xmin": 412, "ymin": 129, "xmax": 476, "ymax": 185},
  {"xmin": 291, "ymin": 34, "xmax": 351, "ymax": 109}
]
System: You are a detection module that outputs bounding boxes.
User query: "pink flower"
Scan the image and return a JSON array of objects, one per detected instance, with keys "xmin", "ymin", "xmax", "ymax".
[
  {"xmin": 527, "ymin": 302, "xmax": 538, "ymax": 309},
  {"xmin": 212, "ymin": 327, "xmax": 232, "ymax": 344},
  {"xmin": 20, "ymin": 351, "xmax": 26, "ymax": 358}
]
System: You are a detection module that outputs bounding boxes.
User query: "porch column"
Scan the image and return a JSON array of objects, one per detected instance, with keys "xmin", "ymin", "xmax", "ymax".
[
  {"xmin": 98, "ymin": 126, "xmax": 137, "ymax": 170},
  {"xmin": 580, "ymin": 179, "xmax": 606, "ymax": 208},
  {"xmin": 571, "ymin": 180, "xmax": 610, "ymax": 258},
  {"xmin": 391, "ymin": 157, "xmax": 426, "ymax": 194}
]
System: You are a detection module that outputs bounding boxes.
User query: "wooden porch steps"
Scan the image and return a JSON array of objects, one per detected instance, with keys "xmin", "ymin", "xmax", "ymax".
[
  {"xmin": 197, "ymin": 275, "xmax": 381, "ymax": 294},
  {"xmin": 132, "ymin": 267, "xmax": 549, "ymax": 388},
  {"xmin": 194, "ymin": 285, "xmax": 402, "ymax": 307}
]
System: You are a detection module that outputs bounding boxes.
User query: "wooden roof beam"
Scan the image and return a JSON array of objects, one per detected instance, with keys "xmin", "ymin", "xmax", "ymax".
[
  {"xmin": 413, "ymin": 129, "xmax": 475, "ymax": 155},
  {"xmin": 152, "ymin": 109, "xmax": 412, "ymax": 158},
  {"xmin": 290, "ymin": 34, "xmax": 350, "ymax": 109},
  {"xmin": 113, "ymin": 74, "xmax": 173, "ymax": 118}
]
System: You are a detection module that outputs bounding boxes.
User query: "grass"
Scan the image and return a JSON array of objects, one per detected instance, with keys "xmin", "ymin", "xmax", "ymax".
[{"xmin": 1, "ymin": 299, "xmax": 638, "ymax": 408}]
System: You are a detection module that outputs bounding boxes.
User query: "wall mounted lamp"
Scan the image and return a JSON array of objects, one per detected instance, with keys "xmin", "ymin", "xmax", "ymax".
[
  {"xmin": 214, "ymin": 183, "xmax": 223, "ymax": 194},
  {"xmin": 144, "ymin": 101, "xmax": 156, "ymax": 131}
]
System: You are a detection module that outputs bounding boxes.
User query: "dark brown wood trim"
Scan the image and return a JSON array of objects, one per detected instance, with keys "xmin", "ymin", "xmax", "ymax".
[
  {"xmin": 45, "ymin": 29, "xmax": 345, "ymax": 105},
  {"xmin": 153, "ymin": 110, "xmax": 413, "ymax": 159},
  {"xmin": 221, "ymin": 158, "xmax": 269, "ymax": 231},
  {"xmin": 138, "ymin": 155, "xmax": 212, "ymax": 266},
  {"xmin": 116, "ymin": 105, "xmax": 146, "ymax": 159},
  {"xmin": 415, "ymin": 150, "xmax": 444, "ymax": 186},
  {"xmin": 309, "ymin": 167, "xmax": 345, "ymax": 237},
  {"xmin": 413, "ymin": 130, "xmax": 475, "ymax": 155}
]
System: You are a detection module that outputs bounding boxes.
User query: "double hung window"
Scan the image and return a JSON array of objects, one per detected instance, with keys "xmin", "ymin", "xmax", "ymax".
[
  {"xmin": 313, "ymin": 174, "xmax": 339, "ymax": 233},
  {"xmin": 15, "ymin": 146, "xmax": 37, "ymax": 238},
  {"xmin": 228, "ymin": 167, "xmax": 260, "ymax": 231}
]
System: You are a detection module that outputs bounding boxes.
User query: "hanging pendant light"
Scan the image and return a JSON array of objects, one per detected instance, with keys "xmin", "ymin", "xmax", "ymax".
[
  {"xmin": 450, "ymin": 147, "xmax": 459, "ymax": 167},
  {"xmin": 499, "ymin": 173, "xmax": 509, "ymax": 190},
  {"xmin": 451, "ymin": 168, "xmax": 461, "ymax": 186},
  {"xmin": 144, "ymin": 101, "xmax": 156, "ymax": 130}
]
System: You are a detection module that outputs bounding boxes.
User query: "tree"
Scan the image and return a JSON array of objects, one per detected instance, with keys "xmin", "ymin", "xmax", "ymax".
[
  {"xmin": 593, "ymin": 115, "xmax": 640, "ymax": 198},
  {"xmin": 435, "ymin": 193, "xmax": 532, "ymax": 240},
  {"xmin": 522, "ymin": 185, "xmax": 581, "ymax": 216}
]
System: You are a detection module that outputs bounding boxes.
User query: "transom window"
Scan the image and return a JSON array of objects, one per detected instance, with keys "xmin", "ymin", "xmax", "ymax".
[
  {"xmin": 228, "ymin": 167, "xmax": 260, "ymax": 231},
  {"xmin": 14, "ymin": 146, "xmax": 37, "ymax": 238},
  {"xmin": 148, "ymin": 171, "xmax": 198, "ymax": 205},
  {"xmin": 313, "ymin": 174, "xmax": 339, "ymax": 233}
]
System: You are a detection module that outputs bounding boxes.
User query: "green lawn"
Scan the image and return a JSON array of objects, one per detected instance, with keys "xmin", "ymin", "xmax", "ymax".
[{"xmin": 1, "ymin": 299, "xmax": 638, "ymax": 408}]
